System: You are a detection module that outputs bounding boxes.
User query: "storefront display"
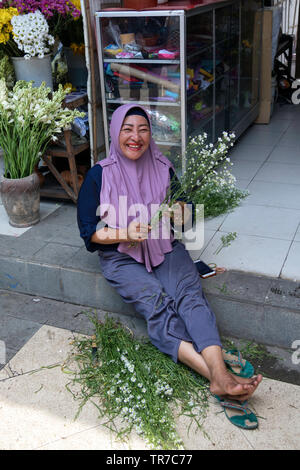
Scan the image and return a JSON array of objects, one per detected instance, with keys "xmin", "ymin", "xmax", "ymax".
[{"xmin": 95, "ymin": 0, "xmax": 263, "ymax": 173}]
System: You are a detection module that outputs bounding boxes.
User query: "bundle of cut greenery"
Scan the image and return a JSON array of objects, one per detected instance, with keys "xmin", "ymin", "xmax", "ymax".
[
  {"xmin": 151, "ymin": 132, "xmax": 248, "ymax": 228},
  {"xmin": 180, "ymin": 132, "xmax": 248, "ymax": 219},
  {"xmin": 65, "ymin": 314, "xmax": 211, "ymax": 450}
]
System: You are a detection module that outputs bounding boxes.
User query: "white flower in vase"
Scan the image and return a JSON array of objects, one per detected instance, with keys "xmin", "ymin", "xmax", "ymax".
[{"xmin": 11, "ymin": 10, "xmax": 54, "ymax": 59}]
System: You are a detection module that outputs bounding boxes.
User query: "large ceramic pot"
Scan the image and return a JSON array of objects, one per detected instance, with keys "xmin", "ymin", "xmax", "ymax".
[
  {"xmin": 11, "ymin": 54, "xmax": 53, "ymax": 90},
  {"xmin": 0, "ymin": 172, "xmax": 40, "ymax": 227}
]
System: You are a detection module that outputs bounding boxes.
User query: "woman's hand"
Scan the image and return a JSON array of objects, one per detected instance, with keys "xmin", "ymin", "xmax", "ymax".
[
  {"xmin": 163, "ymin": 201, "xmax": 191, "ymax": 226},
  {"xmin": 128, "ymin": 220, "xmax": 152, "ymax": 243}
]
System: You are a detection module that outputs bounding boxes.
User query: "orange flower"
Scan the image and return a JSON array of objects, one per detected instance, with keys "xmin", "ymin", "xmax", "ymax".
[{"xmin": 70, "ymin": 42, "xmax": 85, "ymax": 55}]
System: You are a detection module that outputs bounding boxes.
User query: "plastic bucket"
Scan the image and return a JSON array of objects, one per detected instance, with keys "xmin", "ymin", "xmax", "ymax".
[{"xmin": 11, "ymin": 54, "xmax": 53, "ymax": 90}]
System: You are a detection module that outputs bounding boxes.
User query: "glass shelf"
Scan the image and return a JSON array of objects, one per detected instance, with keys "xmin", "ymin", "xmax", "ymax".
[
  {"xmin": 187, "ymin": 45, "xmax": 213, "ymax": 61},
  {"xmin": 103, "ymin": 58, "xmax": 180, "ymax": 64},
  {"xmin": 156, "ymin": 141, "xmax": 181, "ymax": 147},
  {"xmin": 106, "ymin": 99, "xmax": 181, "ymax": 107},
  {"xmin": 187, "ymin": 83, "xmax": 213, "ymax": 101},
  {"xmin": 187, "ymin": 37, "xmax": 239, "ymax": 61}
]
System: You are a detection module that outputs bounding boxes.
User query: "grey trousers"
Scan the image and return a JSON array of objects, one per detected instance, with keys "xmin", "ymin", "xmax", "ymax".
[{"xmin": 98, "ymin": 240, "xmax": 222, "ymax": 363}]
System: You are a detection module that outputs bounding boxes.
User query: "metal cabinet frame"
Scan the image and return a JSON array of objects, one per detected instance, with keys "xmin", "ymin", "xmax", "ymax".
[{"xmin": 95, "ymin": 0, "xmax": 263, "ymax": 173}]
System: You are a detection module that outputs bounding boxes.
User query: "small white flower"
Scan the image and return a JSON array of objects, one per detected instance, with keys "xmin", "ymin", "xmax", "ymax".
[{"xmin": 11, "ymin": 10, "xmax": 54, "ymax": 58}]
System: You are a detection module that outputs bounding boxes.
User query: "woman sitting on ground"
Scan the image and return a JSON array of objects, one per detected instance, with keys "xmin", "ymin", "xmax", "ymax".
[{"xmin": 77, "ymin": 104, "xmax": 262, "ymax": 405}]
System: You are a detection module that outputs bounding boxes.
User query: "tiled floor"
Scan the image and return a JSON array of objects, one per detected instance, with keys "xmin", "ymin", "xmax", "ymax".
[
  {"xmin": 195, "ymin": 102, "xmax": 300, "ymax": 281},
  {"xmin": 0, "ymin": 202, "xmax": 61, "ymax": 237}
]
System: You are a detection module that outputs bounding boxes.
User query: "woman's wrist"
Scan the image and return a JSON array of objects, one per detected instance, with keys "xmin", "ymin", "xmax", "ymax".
[{"xmin": 91, "ymin": 226, "xmax": 129, "ymax": 244}]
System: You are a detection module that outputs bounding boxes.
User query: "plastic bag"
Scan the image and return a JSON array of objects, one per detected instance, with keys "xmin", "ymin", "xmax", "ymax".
[
  {"xmin": 72, "ymin": 112, "xmax": 89, "ymax": 137},
  {"xmin": 106, "ymin": 20, "xmax": 122, "ymax": 49},
  {"xmin": 148, "ymin": 109, "xmax": 180, "ymax": 143}
]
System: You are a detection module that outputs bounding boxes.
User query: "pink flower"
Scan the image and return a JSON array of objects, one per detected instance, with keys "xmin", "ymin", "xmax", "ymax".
[{"xmin": 0, "ymin": 1, "xmax": 81, "ymax": 19}]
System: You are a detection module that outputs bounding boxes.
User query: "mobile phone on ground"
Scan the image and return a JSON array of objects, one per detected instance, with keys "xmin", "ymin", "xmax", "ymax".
[{"xmin": 194, "ymin": 260, "xmax": 216, "ymax": 278}]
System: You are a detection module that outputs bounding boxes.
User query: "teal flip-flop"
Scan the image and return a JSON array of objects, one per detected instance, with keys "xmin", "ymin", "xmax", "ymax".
[
  {"xmin": 214, "ymin": 395, "xmax": 258, "ymax": 430},
  {"xmin": 222, "ymin": 348, "xmax": 254, "ymax": 378}
]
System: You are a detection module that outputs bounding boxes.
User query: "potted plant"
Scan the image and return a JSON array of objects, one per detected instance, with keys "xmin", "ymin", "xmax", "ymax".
[
  {"xmin": 0, "ymin": 79, "xmax": 84, "ymax": 227},
  {"xmin": 0, "ymin": 5, "xmax": 55, "ymax": 89},
  {"xmin": 51, "ymin": 0, "xmax": 88, "ymax": 88}
]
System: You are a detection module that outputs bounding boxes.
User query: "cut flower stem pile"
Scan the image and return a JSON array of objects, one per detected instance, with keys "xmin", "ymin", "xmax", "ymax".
[{"xmin": 65, "ymin": 314, "xmax": 211, "ymax": 450}]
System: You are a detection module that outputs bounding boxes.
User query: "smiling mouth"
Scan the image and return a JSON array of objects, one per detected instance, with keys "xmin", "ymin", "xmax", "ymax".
[{"xmin": 127, "ymin": 144, "xmax": 142, "ymax": 151}]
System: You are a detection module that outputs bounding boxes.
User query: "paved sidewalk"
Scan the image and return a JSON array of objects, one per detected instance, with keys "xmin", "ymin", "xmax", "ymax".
[
  {"xmin": 198, "ymin": 102, "xmax": 300, "ymax": 281},
  {"xmin": 0, "ymin": 289, "xmax": 299, "ymax": 450},
  {"xmin": 1, "ymin": 324, "xmax": 299, "ymax": 450}
]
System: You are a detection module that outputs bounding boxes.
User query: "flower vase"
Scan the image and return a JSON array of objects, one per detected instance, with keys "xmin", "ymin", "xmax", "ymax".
[
  {"xmin": 64, "ymin": 47, "xmax": 88, "ymax": 88},
  {"xmin": 11, "ymin": 54, "xmax": 53, "ymax": 90},
  {"xmin": 0, "ymin": 172, "xmax": 40, "ymax": 228}
]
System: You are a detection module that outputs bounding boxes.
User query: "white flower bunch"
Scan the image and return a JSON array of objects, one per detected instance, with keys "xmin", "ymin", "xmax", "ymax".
[
  {"xmin": 183, "ymin": 131, "xmax": 236, "ymax": 192},
  {"xmin": 67, "ymin": 317, "xmax": 212, "ymax": 450},
  {"xmin": 175, "ymin": 131, "xmax": 249, "ymax": 219},
  {"xmin": 150, "ymin": 131, "xmax": 236, "ymax": 228},
  {"xmin": 11, "ymin": 10, "xmax": 55, "ymax": 59},
  {"xmin": 154, "ymin": 379, "xmax": 173, "ymax": 398},
  {"xmin": 120, "ymin": 352, "xmax": 135, "ymax": 373},
  {"xmin": 0, "ymin": 79, "xmax": 84, "ymax": 179}
]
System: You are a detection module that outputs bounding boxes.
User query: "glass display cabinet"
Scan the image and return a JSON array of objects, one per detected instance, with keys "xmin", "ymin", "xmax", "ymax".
[{"xmin": 95, "ymin": 0, "xmax": 263, "ymax": 173}]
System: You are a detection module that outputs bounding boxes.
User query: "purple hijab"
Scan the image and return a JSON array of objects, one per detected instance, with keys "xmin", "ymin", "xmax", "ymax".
[{"xmin": 98, "ymin": 104, "xmax": 175, "ymax": 272}]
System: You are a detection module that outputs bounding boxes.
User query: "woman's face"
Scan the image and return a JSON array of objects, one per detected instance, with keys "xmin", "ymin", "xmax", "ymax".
[{"xmin": 119, "ymin": 114, "xmax": 151, "ymax": 160}]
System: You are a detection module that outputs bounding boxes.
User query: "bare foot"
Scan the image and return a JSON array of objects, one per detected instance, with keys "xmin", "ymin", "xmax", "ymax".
[
  {"xmin": 227, "ymin": 373, "xmax": 263, "ymax": 400},
  {"xmin": 210, "ymin": 369, "xmax": 262, "ymax": 401}
]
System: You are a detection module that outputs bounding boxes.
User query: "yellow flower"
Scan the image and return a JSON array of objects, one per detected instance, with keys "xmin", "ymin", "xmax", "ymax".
[
  {"xmin": 71, "ymin": 0, "xmax": 82, "ymax": 10},
  {"xmin": 0, "ymin": 7, "xmax": 19, "ymax": 26},
  {"xmin": 242, "ymin": 39, "xmax": 251, "ymax": 49},
  {"xmin": 70, "ymin": 42, "xmax": 85, "ymax": 55},
  {"xmin": 68, "ymin": 1, "xmax": 81, "ymax": 13},
  {"xmin": 64, "ymin": 82, "xmax": 76, "ymax": 92}
]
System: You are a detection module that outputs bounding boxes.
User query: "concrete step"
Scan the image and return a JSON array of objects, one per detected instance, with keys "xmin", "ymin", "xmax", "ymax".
[
  {"xmin": 1, "ymin": 288, "xmax": 299, "ymax": 386},
  {"xmin": 0, "ymin": 245, "xmax": 299, "ymax": 352}
]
